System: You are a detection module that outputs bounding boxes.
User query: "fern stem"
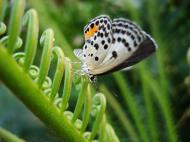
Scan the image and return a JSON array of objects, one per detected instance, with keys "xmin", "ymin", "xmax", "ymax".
[
  {"xmin": 0, "ymin": 22, "xmax": 6, "ymax": 35},
  {"xmin": 138, "ymin": 64, "xmax": 159, "ymax": 142},
  {"xmin": 0, "ymin": 127, "xmax": 25, "ymax": 142},
  {"xmin": 50, "ymin": 46, "xmax": 65, "ymax": 101},
  {"xmin": 0, "ymin": 45, "xmax": 86, "ymax": 142},
  {"xmin": 146, "ymin": 0, "xmax": 169, "ymax": 97},
  {"xmin": 37, "ymin": 29, "xmax": 54, "ymax": 88},
  {"xmin": 89, "ymin": 93, "xmax": 106, "ymax": 141},
  {"xmin": 99, "ymin": 115, "xmax": 106, "ymax": 142},
  {"xmin": 105, "ymin": 124, "xmax": 120, "ymax": 142},
  {"xmin": 80, "ymin": 83, "xmax": 92, "ymax": 133},
  {"xmin": 7, "ymin": 0, "xmax": 25, "ymax": 54},
  {"xmin": 72, "ymin": 77, "xmax": 88, "ymax": 122},
  {"xmin": 0, "ymin": 0, "xmax": 3, "ymax": 21},
  {"xmin": 144, "ymin": 72, "xmax": 178, "ymax": 142},
  {"xmin": 113, "ymin": 73, "xmax": 149, "ymax": 142},
  {"xmin": 61, "ymin": 57, "xmax": 73, "ymax": 113},
  {"xmin": 27, "ymin": 0, "xmax": 75, "ymax": 60},
  {"xmin": 100, "ymin": 85, "xmax": 140, "ymax": 142},
  {"xmin": 23, "ymin": 9, "xmax": 39, "ymax": 72},
  {"xmin": 0, "ymin": 0, "xmax": 7, "ymax": 22}
]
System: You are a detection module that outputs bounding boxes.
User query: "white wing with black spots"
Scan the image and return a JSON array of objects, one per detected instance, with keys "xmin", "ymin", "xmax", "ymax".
[
  {"xmin": 88, "ymin": 18, "xmax": 156, "ymax": 75},
  {"xmin": 82, "ymin": 15, "xmax": 113, "ymax": 69},
  {"xmin": 73, "ymin": 15, "xmax": 157, "ymax": 78}
]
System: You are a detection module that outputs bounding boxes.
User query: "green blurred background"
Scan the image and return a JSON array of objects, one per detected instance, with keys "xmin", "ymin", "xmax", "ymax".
[{"xmin": 0, "ymin": 0, "xmax": 190, "ymax": 141}]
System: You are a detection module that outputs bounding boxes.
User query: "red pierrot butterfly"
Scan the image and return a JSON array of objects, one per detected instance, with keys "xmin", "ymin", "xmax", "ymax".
[{"xmin": 74, "ymin": 15, "xmax": 157, "ymax": 82}]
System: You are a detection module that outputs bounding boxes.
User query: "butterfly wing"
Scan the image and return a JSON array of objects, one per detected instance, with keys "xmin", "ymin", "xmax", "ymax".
[
  {"xmin": 73, "ymin": 49, "xmax": 84, "ymax": 61},
  {"xmin": 81, "ymin": 15, "xmax": 113, "ymax": 69},
  {"xmin": 89, "ymin": 18, "xmax": 157, "ymax": 75},
  {"xmin": 98, "ymin": 35, "xmax": 157, "ymax": 75}
]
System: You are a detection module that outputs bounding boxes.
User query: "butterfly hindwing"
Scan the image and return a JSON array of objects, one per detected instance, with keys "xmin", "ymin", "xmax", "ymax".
[
  {"xmin": 98, "ymin": 36, "xmax": 157, "ymax": 75},
  {"xmin": 90, "ymin": 18, "xmax": 153, "ymax": 75}
]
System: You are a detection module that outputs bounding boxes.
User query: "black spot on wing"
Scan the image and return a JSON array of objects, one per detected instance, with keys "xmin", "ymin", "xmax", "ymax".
[
  {"xmin": 94, "ymin": 36, "xmax": 97, "ymax": 40},
  {"xmin": 91, "ymin": 41, "xmax": 94, "ymax": 45},
  {"xmin": 112, "ymin": 18, "xmax": 146, "ymax": 46},
  {"xmin": 117, "ymin": 37, "xmax": 121, "ymax": 42},
  {"xmin": 112, "ymin": 51, "xmax": 117, "ymax": 58},
  {"xmin": 94, "ymin": 43, "xmax": 99, "ymax": 50},
  {"xmin": 112, "ymin": 38, "xmax": 116, "ymax": 43},
  {"xmin": 101, "ymin": 40, "xmax": 105, "ymax": 45},
  {"xmin": 95, "ymin": 21, "xmax": 99, "ymax": 25},
  {"xmin": 90, "ymin": 23, "xmax": 94, "ymax": 28},
  {"xmin": 104, "ymin": 20, "xmax": 107, "ymax": 24},
  {"xmin": 128, "ymin": 47, "xmax": 131, "ymax": 52},
  {"xmin": 121, "ymin": 30, "xmax": 126, "ymax": 34},
  {"xmin": 95, "ymin": 56, "xmax": 99, "ymax": 61},
  {"xmin": 105, "ymin": 32, "xmax": 109, "ymax": 37},
  {"xmin": 108, "ymin": 24, "xmax": 111, "ymax": 30},
  {"xmin": 108, "ymin": 38, "xmax": 111, "ymax": 43},
  {"xmin": 104, "ymin": 44, "xmax": 108, "ymax": 49}
]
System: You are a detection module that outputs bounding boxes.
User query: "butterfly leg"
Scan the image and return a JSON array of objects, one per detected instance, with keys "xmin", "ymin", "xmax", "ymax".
[{"xmin": 88, "ymin": 74, "xmax": 97, "ymax": 83}]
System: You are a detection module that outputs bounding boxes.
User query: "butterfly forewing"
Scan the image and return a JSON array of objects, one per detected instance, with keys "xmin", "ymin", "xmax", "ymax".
[
  {"xmin": 98, "ymin": 36, "xmax": 157, "ymax": 75},
  {"xmin": 82, "ymin": 15, "xmax": 113, "ymax": 69}
]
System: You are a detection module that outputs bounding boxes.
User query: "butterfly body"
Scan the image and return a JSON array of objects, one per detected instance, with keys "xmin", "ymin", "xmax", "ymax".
[{"xmin": 74, "ymin": 15, "xmax": 157, "ymax": 81}]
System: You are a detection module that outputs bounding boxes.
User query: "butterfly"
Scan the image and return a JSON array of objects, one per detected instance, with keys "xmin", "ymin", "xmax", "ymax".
[{"xmin": 74, "ymin": 15, "xmax": 157, "ymax": 82}]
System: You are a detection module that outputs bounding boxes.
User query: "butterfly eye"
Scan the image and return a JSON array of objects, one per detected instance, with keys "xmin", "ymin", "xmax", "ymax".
[{"xmin": 84, "ymin": 23, "xmax": 99, "ymax": 40}]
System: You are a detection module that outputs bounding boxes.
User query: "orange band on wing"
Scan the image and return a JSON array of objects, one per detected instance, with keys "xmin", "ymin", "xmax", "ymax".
[{"xmin": 85, "ymin": 25, "xmax": 99, "ymax": 40}]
